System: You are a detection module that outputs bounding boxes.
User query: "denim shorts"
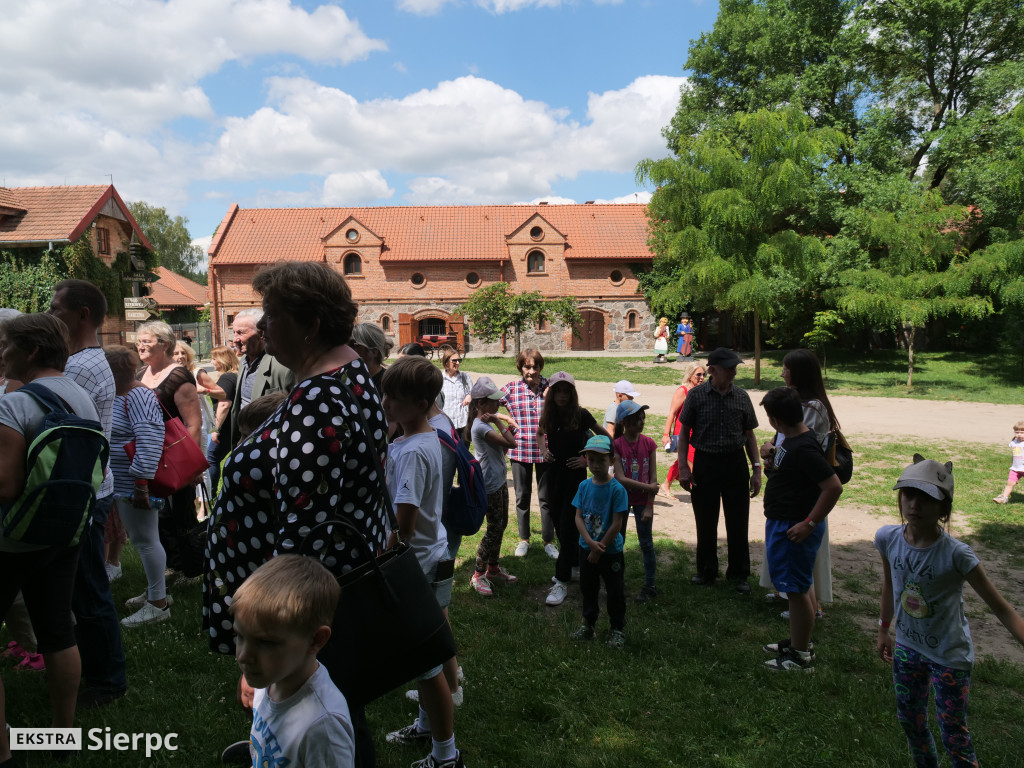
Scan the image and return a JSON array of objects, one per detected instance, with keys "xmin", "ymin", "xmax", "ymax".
[{"xmin": 765, "ymin": 518, "xmax": 825, "ymax": 594}]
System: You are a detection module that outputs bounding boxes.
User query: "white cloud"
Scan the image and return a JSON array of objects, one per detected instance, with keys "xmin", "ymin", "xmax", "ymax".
[
  {"xmin": 398, "ymin": 0, "xmax": 623, "ymax": 15},
  {"xmin": 323, "ymin": 171, "xmax": 395, "ymax": 204},
  {"xmin": 204, "ymin": 73, "xmax": 683, "ymax": 204}
]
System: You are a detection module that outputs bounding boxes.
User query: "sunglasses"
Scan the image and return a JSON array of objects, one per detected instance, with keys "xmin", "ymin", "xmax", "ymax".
[
  {"xmin": 450, "ymin": 359, "xmax": 462, "ymax": 364},
  {"xmin": 693, "ymin": 372, "xmax": 706, "ymax": 380}
]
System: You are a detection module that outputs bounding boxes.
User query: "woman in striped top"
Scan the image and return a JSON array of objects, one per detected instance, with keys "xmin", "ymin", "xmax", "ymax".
[{"xmin": 104, "ymin": 346, "xmax": 169, "ymax": 627}]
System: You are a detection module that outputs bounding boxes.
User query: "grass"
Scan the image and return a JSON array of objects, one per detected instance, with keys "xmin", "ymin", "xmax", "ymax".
[
  {"xmin": 460, "ymin": 348, "xmax": 1024, "ymax": 404},
  {"xmin": 3, "ymin": 419, "xmax": 1024, "ymax": 767}
]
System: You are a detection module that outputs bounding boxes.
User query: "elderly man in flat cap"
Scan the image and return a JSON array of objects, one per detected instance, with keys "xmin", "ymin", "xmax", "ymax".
[{"xmin": 677, "ymin": 347, "xmax": 761, "ymax": 594}]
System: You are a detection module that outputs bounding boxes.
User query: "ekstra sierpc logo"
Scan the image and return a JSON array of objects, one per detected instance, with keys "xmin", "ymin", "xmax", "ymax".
[{"xmin": 10, "ymin": 728, "xmax": 178, "ymax": 757}]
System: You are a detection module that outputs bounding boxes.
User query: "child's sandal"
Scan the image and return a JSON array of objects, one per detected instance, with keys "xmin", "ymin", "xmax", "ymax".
[{"xmin": 993, "ymin": 495, "xmax": 1009, "ymax": 504}]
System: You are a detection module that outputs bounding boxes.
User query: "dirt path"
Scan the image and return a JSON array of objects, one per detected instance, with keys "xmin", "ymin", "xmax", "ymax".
[{"xmin": 467, "ymin": 368, "xmax": 1024, "ymax": 665}]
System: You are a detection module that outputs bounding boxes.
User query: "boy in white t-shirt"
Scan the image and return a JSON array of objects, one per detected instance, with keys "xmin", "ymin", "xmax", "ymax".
[
  {"xmin": 992, "ymin": 420, "xmax": 1024, "ymax": 504},
  {"xmin": 231, "ymin": 555, "xmax": 354, "ymax": 768},
  {"xmin": 380, "ymin": 356, "xmax": 464, "ymax": 768}
]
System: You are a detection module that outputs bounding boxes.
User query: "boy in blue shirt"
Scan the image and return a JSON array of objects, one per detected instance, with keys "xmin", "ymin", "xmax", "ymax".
[{"xmin": 570, "ymin": 434, "xmax": 629, "ymax": 649}]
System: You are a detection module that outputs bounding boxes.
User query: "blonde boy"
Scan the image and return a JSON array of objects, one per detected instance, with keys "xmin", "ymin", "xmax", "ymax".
[{"xmin": 231, "ymin": 555, "xmax": 354, "ymax": 768}]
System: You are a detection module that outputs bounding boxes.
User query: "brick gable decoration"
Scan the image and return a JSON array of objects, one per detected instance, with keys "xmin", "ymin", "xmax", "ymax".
[{"xmin": 208, "ymin": 202, "xmax": 656, "ymax": 354}]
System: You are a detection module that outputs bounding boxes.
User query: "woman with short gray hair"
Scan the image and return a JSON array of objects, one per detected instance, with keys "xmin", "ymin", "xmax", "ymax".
[{"xmin": 349, "ymin": 322, "xmax": 393, "ymax": 392}]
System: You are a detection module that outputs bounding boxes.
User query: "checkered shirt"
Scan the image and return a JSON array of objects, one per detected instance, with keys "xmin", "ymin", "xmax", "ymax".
[
  {"xmin": 65, "ymin": 347, "xmax": 116, "ymax": 498},
  {"xmin": 500, "ymin": 376, "xmax": 548, "ymax": 464},
  {"xmin": 680, "ymin": 381, "xmax": 758, "ymax": 454}
]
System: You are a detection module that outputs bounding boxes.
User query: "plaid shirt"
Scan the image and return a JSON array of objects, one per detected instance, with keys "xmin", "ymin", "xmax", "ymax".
[
  {"xmin": 500, "ymin": 376, "xmax": 548, "ymax": 464},
  {"xmin": 680, "ymin": 381, "xmax": 758, "ymax": 454}
]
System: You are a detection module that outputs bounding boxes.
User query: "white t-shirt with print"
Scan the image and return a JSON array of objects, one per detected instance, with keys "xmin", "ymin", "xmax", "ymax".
[
  {"xmin": 250, "ymin": 662, "xmax": 354, "ymax": 768},
  {"xmin": 386, "ymin": 430, "xmax": 449, "ymax": 571}
]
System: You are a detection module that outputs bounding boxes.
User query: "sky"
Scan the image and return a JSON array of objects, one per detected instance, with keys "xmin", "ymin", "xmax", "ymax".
[{"xmin": 0, "ymin": 0, "xmax": 719, "ymax": 254}]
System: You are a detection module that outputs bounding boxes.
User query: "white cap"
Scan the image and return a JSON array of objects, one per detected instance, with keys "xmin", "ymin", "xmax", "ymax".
[{"xmin": 613, "ymin": 380, "xmax": 639, "ymax": 398}]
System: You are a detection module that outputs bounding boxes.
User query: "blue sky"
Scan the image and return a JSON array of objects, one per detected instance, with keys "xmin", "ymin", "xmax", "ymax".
[{"xmin": 1, "ymin": 0, "xmax": 718, "ymax": 252}]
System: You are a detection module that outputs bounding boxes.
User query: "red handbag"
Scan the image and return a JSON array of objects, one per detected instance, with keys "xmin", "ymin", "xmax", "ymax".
[{"xmin": 123, "ymin": 400, "xmax": 208, "ymax": 497}]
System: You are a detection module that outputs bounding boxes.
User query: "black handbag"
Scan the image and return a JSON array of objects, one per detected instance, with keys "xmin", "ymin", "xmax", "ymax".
[{"xmin": 311, "ymin": 377, "xmax": 456, "ymax": 707}]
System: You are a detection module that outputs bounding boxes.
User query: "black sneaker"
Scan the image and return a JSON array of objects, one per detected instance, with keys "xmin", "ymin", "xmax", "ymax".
[
  {"xmin": 221, "ymin": 740, "xmax": 252, "ymax": 765},
  {"xmin": 762, "ymin": 639, "xmax": 815, "ymax": 658},
  {"xmin": 764, "ymin": 646, "xmax": 815, "ymax": 672},
  {"xmin": 733, "ymin": 581, "xmax": 751, "ymax": 594},
  {"xmin": 690, "ymin": 574, "xmax": 715, "ymax": 586},
  {"xmin": 410, "ymin": 751, "xmax": 465, "ymax": 768},
  {"xmin": 635, "ymin": 586, "xmax": 658, "ymax": 604},
  {"xmin": 386, "ymin": 722, "xmax": 432, "ymax": 746},
  {"xmin": 77, "ymin": 686, "xmax": 126, "ymax": 709}
]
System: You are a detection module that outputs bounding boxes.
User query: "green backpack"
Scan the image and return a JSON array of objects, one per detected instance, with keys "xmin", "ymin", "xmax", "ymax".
[{"xmin": 1, "ymin": 383, "xmax": 109, "ymax": 547}]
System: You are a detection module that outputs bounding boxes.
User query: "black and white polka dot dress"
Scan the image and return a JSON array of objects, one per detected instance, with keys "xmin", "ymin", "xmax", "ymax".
[{"xmin": 203, "ymin": 359, "xmax": 389, "ymax": 654}]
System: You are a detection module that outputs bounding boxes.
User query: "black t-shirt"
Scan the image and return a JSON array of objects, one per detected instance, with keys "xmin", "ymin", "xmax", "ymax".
[
  {"xmin": 763, "ymin": 430, "xmax": 836, "ymax": 521},
  {"xmin": 217, "ymin": 371, "xmax": 238, "ymax": 404},
  {"xmin": 547, "ymin": 408, "xmax": 598, "ymax": 462}
]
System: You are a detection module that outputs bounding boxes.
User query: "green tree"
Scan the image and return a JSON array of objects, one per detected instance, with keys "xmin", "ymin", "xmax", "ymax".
[
  {"xmin": 0, "ymin": 250, "xmax": 65, "ymax": 313},
  {"xmin": 457, "ymin": 283, "xmax": 582, "ymax": 357},
  {"xmin": 638, "ymin": 107, "xmax": 846, "ymax": 384},
  {"xmin": 128, "ymin": 201, "xmax": 205, "ymax": 283}
]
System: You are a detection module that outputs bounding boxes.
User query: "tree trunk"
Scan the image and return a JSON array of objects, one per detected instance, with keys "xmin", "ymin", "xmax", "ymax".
[
  {"xmin": 513, "ymin": 324, "xmax": 522, "ymax": 358},
  {"xmin": 753, "ymin": 309, "xmax": 761, "ymax": 387},
  {"xmin": 903, "ymin": 321, "xmax": 915, "ymax": 388}
]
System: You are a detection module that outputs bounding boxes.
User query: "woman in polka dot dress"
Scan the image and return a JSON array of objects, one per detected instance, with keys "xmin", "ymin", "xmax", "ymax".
[{"xmin": 202, "ymin": 261, "xmax": 389, "ymax": 768}]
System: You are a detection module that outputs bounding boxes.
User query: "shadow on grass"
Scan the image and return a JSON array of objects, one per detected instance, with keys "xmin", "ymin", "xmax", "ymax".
[{"xmin": 970, "ymin": 520, "xmax": 1024, "ymax": 559}]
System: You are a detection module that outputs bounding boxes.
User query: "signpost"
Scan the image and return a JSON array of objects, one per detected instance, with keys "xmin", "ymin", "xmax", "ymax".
[
  {"xmin": 124, "ymin": 297, "xmax": 159, "ymax": 310},
  {"xmin": 125, "ymin": 332, "xmax": 138, "ymax": 344},
  {"xmin": 125, "ymin": 309, "xmax": 154, "ymax": 321},
  {"xmin": 121, "ymin": 271, "xmax": 160, "ymax": 283}
]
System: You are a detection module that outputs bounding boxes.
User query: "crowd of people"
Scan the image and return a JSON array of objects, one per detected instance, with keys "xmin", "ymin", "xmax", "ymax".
[{"xmin": 1, "ymin": 269, "xmax": 1024, "ymax": 768}]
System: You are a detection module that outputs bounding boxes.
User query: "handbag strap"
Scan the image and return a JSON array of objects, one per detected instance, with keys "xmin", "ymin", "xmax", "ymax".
[{"xmin": 333, "ymin": 373, "xmax": 397, "ymax": 532}]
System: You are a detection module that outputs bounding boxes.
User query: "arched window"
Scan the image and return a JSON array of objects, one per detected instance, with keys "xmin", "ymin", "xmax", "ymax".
[
  {"xmin": 343, "ymin": 253, "xmax": 361, "ymax": 275},
  {"xmin": 527, "ymin": 250, "xmax": 545, "ymax": 274},
  {"xmin": 626, "ymin": 310, "xmax": 639, "ymax": 331},
  {"xmin": 381, "ymin": 315, "xmax": 392, "ymax": 332}
]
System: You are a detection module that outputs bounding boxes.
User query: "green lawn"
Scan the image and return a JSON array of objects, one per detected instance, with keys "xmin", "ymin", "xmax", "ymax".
[
  {"xmin": 4, "ymin": 421, "xmax": 1024, "ymax": 767},
  {"xmin": 461, "ymin": 349, "xmax": 1024, "ymax": 404}
]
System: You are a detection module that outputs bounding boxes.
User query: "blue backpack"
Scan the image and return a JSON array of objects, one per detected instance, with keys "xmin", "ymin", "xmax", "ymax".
[
  {"xmin": 1, "ymin": 382, "xmax": 109, "ymax": 547},
  {"xmin": 436, "ymin": 427, "xmax": 489, "ymax": 536}
]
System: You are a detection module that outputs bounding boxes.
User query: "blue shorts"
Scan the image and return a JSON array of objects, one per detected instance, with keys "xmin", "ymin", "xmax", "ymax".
[{"xmin": 765, "ymin": 518, "xmax": 825, "ymax": 595}]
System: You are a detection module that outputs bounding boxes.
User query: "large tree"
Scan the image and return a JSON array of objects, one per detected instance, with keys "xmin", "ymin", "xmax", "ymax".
[
  {"xmin": 639, "ymin": 107, "xmax": 845, "ymax": 383},
  {"xmin": 128, "ymin": 201, "xmax": 206, "ymax": 283},
  {"xmin": 640, "ymin": 0, "xmax": 1024, "ymax": 383}
]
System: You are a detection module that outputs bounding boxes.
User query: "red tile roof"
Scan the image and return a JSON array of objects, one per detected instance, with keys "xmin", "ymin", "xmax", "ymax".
[
  {"xmin": 152, "ymin": 266, "xmax": 207, "ymax": 308},
  {"xmin": 0, "ymin": 185, "xmax": 151, "ymax": 249},
  {"xmin": 208, "ymin": 203, "xmax": 652, "ymax": 265}
]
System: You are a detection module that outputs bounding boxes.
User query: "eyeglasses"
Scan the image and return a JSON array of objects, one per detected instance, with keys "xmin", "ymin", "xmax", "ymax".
[{"xmin": 451, "ymin": 359, "xmax": 462, "ymax": 364}]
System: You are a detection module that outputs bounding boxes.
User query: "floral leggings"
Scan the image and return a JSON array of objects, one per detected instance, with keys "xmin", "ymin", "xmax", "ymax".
[
  {"xmin": 475, "ymin": 486, "xmax": 509, "ymax": 572},
  {"xmin": 892, "ymin": 643, "xmax": 978, "ymax": 768}
]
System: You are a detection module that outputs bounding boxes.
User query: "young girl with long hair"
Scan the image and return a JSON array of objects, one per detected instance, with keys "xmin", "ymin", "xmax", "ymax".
[
  {"xmin": 612, "ymin": 401, "xmax": 660, "ymax": 603},
  {"xmin": 759, "ymin": 349, "xmax": 839, "ymax": 616},
  {"xmin": 876, "ymin": 456, "xmax": 1024, "ymax": 767},
  {"xmin": 464, "ymin": 377, "xmax": 520, "ymax": 597},
  {"xmin": 536, "ymin": 372, "xmax": 604, "ymax": 606}
]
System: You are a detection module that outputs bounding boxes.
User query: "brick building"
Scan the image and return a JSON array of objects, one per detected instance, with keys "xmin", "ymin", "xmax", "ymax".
[
  {"xmin": 0, "ymin": 184, "xmax": 152, "ymax": 344},
  {"xmin": 207, "ymin": 202, "xmax": 655, "ymax": 353}
]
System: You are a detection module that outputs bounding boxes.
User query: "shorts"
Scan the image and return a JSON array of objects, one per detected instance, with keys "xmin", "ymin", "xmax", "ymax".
[
  {"xmin": 765, "ymin": 518, "xmax": 825, "ymax": 595},
  {"xmin": 418, "ymin": 554, "xmax": 454, "ymax": 682},
  {"xmin": 1007, "ymin": 469, "xmax": 1024, "ymax": 485}
]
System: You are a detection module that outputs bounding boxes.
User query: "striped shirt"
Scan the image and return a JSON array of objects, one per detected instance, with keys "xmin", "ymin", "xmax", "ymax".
[
  {"xmin": 109, "ymin": 386, "xmax": 165, "ymax": 497},
  {"xmin": 65, "ymin": 347, "xmax": 115, "ymax": 498},
  {"xmin": 500, "ymin": 376, "xmax": 548, "ymax": 464}
]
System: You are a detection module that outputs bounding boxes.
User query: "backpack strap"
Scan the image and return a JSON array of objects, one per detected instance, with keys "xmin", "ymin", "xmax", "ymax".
[{"xmin": 16, "ymin": 381, "xmax": 75, "ymax": 416}]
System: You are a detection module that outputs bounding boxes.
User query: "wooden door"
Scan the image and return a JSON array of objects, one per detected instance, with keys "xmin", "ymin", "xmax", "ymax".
[{"xmin": 571, "ymin": 310, "xmax": 604, "ymax": 351}]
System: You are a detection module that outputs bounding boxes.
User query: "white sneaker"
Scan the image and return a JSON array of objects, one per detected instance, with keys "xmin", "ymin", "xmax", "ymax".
[
  {"xmin": 405, "ymin": 685, "xmax": 465, "ymax": 708},
  {"xmin": 121, "ymin": 601, "xmax": 170, "ymax": 627},
  {"xmin": 125, "ymin": 592, "xmax": 173, "ymax": 610},
  {"xmin": 546, "ymin": 581, "xmax": 568, "ymax": 606},
  {"xmin": 514, "ymin": 540, "xmax": 529, "ymax": 557},
  {"xmin": 105, "ymin": 563, "xmax": 122, "ymax": 582},
  {"xmin": 543, "ymin": 542, "xmax": 559, "ymax": 560}
]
